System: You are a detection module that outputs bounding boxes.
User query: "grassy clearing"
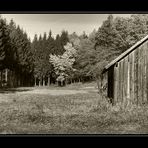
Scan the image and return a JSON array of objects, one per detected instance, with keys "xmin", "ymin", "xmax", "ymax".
[{"xmin": 0, "ymin": 82, "xmax": 148, "ymax": 134}]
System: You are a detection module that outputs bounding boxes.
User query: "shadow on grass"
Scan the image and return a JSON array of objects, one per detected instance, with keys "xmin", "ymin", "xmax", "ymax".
[{"xmin": 0, "ymin": 88, "xmax": 32, "ymax": 94}]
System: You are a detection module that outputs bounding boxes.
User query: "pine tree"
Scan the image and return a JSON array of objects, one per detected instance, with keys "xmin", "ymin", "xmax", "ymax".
[
  {"xmin": 60, "ymin": 30, "xmax": 69, "ymax": 46},
  {"xmin": 9, "ymin": 19, "xmax": 19, "ymax": 70},
  {"xmin": 0, "ymin": 17, "xmax": 11, "ymax": 69}
]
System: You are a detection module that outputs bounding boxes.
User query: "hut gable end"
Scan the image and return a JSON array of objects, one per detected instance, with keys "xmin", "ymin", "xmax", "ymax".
[{"xmin": 103, "ymin": 35, "xmax": 148, "ymax": 106}]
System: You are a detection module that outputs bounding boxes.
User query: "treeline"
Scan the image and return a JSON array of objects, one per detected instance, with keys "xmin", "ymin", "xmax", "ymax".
[
  {"xmin": 31, "ymin": 30, "xmax": 69, "ymax": 86},
  {"xmin": 1, "ymin": 14, "xmax": 148, "ymax": 87},
  {"xmin": 0, "ymin": 16, "xmax": 34, "ymax": 87},
  {"xmin": 31, "ymin": 30, "xmax": 97, "ymax": 86}
]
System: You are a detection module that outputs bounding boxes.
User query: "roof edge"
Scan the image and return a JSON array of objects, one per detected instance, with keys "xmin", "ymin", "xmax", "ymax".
[{"xmin": 103, "ymin": 34, "xmax": 148, "ymax": 72}]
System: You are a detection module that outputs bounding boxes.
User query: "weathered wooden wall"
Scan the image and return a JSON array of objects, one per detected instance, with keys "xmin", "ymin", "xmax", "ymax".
[{"xmin": 108, "ymin": 40, "xmax": 148, "ymax": 105}]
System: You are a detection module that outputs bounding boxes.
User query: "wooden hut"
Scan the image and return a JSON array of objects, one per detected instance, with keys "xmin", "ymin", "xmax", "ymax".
[{"xmin": 102, "ymin": 35, "xmax": 148, "ymax": 105}]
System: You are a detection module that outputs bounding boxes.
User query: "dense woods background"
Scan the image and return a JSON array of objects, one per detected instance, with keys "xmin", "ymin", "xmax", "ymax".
[{"xmin": 1, "ymin": 14, "xmax": 148, "ymax": 88}]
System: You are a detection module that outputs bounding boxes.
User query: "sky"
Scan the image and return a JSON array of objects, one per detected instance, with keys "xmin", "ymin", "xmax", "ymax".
[{"xmin": 1, "ymin": 14, "xmax": 131, "ymax": 41}]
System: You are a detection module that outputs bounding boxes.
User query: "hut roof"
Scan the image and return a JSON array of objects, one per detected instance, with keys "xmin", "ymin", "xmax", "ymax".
[{"xmin": 103, "ymin": 34, "xmax": 148, "ymax": 73}]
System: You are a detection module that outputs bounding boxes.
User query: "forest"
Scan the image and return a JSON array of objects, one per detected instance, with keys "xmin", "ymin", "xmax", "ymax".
[{"xmin": 1, "ymin": 14, "xmax": 148, "ymax": 88}]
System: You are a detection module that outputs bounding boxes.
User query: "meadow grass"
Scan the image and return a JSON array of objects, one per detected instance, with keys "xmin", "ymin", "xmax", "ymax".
[{"xmin": 0, "ymin": 82, "xmax": 148, "ymax": 134}]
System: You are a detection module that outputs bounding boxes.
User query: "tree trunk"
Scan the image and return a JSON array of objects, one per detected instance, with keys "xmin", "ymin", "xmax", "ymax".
[
  {"xmin": 18, "ymin": 74, "xmax": 21, "ymax": 87},
  {"xmin": 11, "ymin": 71, "xmax": 13, "ymax": 87},
  {"xmin": 43, "ymin": 77, "xmax": 45, "ymax": 86},
  {"xmin": 5, "ymin": 69, "xmax": 8, "ymax": 82},
  {"xmin": 0, "ymin": 71, "xmax": 2, "ymax": 87},
  {"xmin": 13, "ymin": 71, "xmax": 15, "ymax": 87},
  {"xmin": 41, "ymin": 77, "xmax": 42, "ymax": 86},
  {"xmin": 13, "ymin": 72, "xmax": 16, "ymax": 87},
  {"xmin": 79, "ymin": 78, "xmax": 81, "ymax": 83},
  {"xmin": 20, "ymin": 75, "xmax": 22, "ymax": 87},
  {"xmin": 58, "ymin": 81, "xmax": 60, "ymax": 86},
  {"xmin": 8, "ymin": 70, "xmax": 10, "ymax": 87},
  {"xmin": 39, "ymin": 79, "xmax": 41, "ymax": 87},
  {"xmin": 15, "ymin": 74, "xmax": 17, "ymax": 87},
  {"xmin": 48, "ymin": 76, "xmax": 50, "ymax": 86},
  {"xmin": 35, "ymin": 77, "xmax": 37, "ymax": 87},
  {"xmin": 65, "ymin": 78, "xmax": 67, "ymax": 85}
]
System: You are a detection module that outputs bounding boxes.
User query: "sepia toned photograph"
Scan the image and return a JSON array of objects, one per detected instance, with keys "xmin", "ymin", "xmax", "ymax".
[{"xmin": 0, "ymin": 13, "xmax": 148, "ymax": 134}]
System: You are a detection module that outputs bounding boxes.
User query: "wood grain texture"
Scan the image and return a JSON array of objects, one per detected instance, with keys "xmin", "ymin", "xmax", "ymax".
[
  {"xmin": 146, "ymin": 42, "xmax": 148, "ymax": 103},
  {"xmin": 106, "ymin": 39, "xmax": 148, "ymax": 106},
  {"xmin": 131, "ymin": 51, "xmax": 135, "ymax": 104}
]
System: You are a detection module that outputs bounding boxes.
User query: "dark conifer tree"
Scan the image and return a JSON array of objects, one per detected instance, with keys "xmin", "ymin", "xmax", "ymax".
[{"xmin": 0, "ymin": 17, "xmax": 11, "ymax": 69}]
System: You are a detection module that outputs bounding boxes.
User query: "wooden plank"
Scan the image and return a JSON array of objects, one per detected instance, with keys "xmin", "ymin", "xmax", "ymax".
[
  {"xmin": 137, "ymin": 46, "xmax": 142, "ymax": 105},
  {"xmin": 121, "ymin": 59, "xmax": 124, "ymax": 104},
  {"xmin": 126, "ymin": 56, "xmax": 129, "ymax": 106},
  {"xmin": 117, "ymin": 64, "xmax": 120, "ymax": 104},
  {"xmin": 146, "ymin": 41, "xmax": 148, "ymax": 104},
  {"xmin": 131, "ymin": 51, "xmax": 135, "ymax": 104},
  {"xmin": 118, "ymin": 61, "xmax": 122, "ymax": 104},
  {"xmin": 128, "ymin": 53, "xmax": 132, "ymax": 104},
  {"xmin": 125, "ymin": 55, "xmax": 129, "ymax": 105},
  {"xmin": 143, "ymin": 45, "xmax": 145, "ymax": 104},
  {"xmin": 143, "ymin": 44, "xmax": 147, "ymax": 103},
  {"xmin": 116, "ymin": 63, "xmax": 119, "ymax": 104},
  {"xmin": 134, "ymin": 48, "xmax": 138, "ymax": 105},
  {"xmin": 122, "ymin": 57, "xmax": 128, "ymax": 106},
  {"xmin": 141, "ymin": 46, "xmax": 144, "ymax": 104},
  {"xmin": 140, "ymin": 45, "xmax": 144, "ymax": 104},
  {"xmin": 104, "ymin": 35, "xmax": 148, "ymax": 71},
  {"xmin": 123, "ymin": 58, "xmax": 126, "ymax": 104},
  {"xmin": 141, "ymin": 45, "xmax": 145, "ymax": 104},
  {"xmin": 113, "ymin": 64, "xmax": 118, "ymax": 105},
  {"xmin": 137, "ymin": 47, "xmax": 140, "ymax": 105}
]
